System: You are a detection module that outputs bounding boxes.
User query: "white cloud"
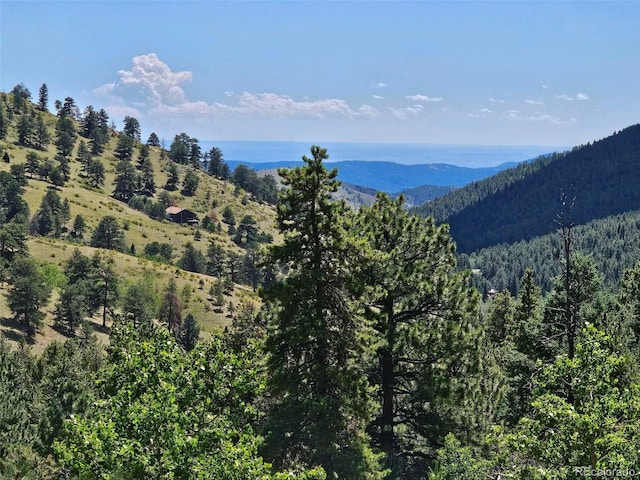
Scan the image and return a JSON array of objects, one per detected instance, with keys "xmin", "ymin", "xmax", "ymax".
[
  {"xmin": 489, "ymin": 97, "xmax": 505, "ymax": 103},
  {"xmin": 525, "ymin": 99, "xmax": 544, "ymax": 105},
  {"xmin": 528, "ymin": 112, "xmax": 577, "ymax": 124},
  {"xmin": 556, "ymin": 92, "xmax": 589, "ymax": 101},
  {"xmin": 95, "ymin": 53, "xmax": 379, "ymax": 122},
  {"xmin": 468, "ymin": 107, "xmax": 492, "ymax": 118},
  {"xmin": 372, "ymin": 95, "xmax": 384, "ymax": 99},
  {"xmin": 377, "ymin": 82, "xmax": 387, "ymax": 88},
  {"xmin": 405, "ymin": 94, "xmax": 444, "ymax": 102},
  {"xmin": 542, "ymin": 85, "xmax": 549, "ymax": 89},
  {"xmin": 389, "ymin": 104, "xmax": 424, "ymax": 120}
]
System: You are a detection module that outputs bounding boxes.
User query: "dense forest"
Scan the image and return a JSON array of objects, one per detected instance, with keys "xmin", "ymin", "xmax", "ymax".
[
  {"xmin": 417, "ymin": 124, "xmax": 640, "ymax": 253},
  {"xmin": 2, "ymin": 83, "xmax": 640, "ymax": 479}
]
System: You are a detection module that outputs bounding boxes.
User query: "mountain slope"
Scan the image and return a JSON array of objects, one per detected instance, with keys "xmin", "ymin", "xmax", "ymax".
[
  {"xmin": 0, "ymin": 95, "xmax": 279, "ymax": 347},
  {"xmin": 417, "ymin": 125, "xmax": 640, "ymax": 253}
]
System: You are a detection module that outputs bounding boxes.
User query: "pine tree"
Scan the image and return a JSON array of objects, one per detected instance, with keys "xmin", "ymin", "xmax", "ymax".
[
  {"xmin": 55, "ymin": 115, "xmax": 76, "ymax": 157},
  {"xmin": 158, "ymin": 278, "xmax": 182, "ymax": 333},
  {"xmin": 7, "ymin": 256, "xmax": 53, "ymax": 337},
  {"xmin": 354, "ymin": 193, "xmax": 487, "ymax": 477},
  {"xmin": 90, "ymin": 216, "xmax": 125, "ymax": 251},
  {"xmin": 112, "ymin": 159, "xmax": 138, "ymax": 202},
  {"xmin": 37, "ymin": 83, "xmax": 48, "ymax": 112},
  {"xmin": 261, "ymin": 146, "xmax": 382, "ymax": 478},
  {"xmin": 176, "ymin": 312, "xmax": 200, "ymax": 351}
]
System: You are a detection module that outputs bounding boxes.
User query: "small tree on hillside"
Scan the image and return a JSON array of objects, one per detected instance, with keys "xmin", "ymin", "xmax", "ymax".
[
  {"xmin": 91, "ymin": 216, "xmax": 125, "ymax": 252},
  {"xmin": 7, "ymin": 256, "xmax": 53, "ymax": 337}
]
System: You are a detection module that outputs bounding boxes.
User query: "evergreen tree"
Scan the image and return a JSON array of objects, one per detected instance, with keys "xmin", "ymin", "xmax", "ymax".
[
  {"xmin": 25, "ymin": 152, "xmax": 41, "ymax": 178},
  {"xmin": 355, "ymin": 194, "xmax": 487, "ymax": 477},
  {"xmin": 168, "ymin": 133, "xmax": 191, "ymax": 164},
  {"xmin": 0, "ymin": 103, "xmax": 8, "ymax": 141},
  {"xmin": 261, "ymin": 146, "xmax": 382, "ymax": 478},
  {"xmin": 181, "ymin": 168, "xmax": 199, "ymax": 196},
  {"xmin": 86, "ymin": 158, "xmax": 105, "ymax": 188},
  {"xmin": 122, "ymin": 116, "xmax": 141, "ymax": 141},
  {"xmin": 72, "ymin": 214, "xmax": 85, "ymax": 238},
  {"xmin": 33, "ymin": 113, "xmax": 50, "ymax": 150},
  {"xmin": 164, "ymin": 162, "xmax": 179, "ymax": 191},
  {"xmin": 147, "ymin": 132, "xmax": 160, "ymax": 146},
  {"xmin": 176, "ymin": 312, "xmax": 200, "ymax": 351},
  {"xmin": 91, "ymin": 253, "xmax": 120, "ymax": 328},
  {"xmin": 137, "ymin": 157, "xmax": 156, "ymax": 196},
  {"xmin": 206, "ymin": 239, "xmax": 226, "ymax": 277},
  {"xmin": 158, "ymin": 278, "xmax": 182, "ymax": 333},
  {"xmin": 7, "ymin": 256, "xmax": 53, "ymax": 337},
  {"xmin": 37, "ymin": 83, "xmax": 48, "ymax": 111},
  {"xmin": 207, "ymin": 146, "xmax": 224, "ymax": 177},
  {"xmin": 55, "ymin": 115, "xmax": 76, "ymax": 157},
  {"xmin": 90, "ymin": 216, "xmax": 125, "ymax": 251},
  {"xmin": 54, "ymin": 282, "xmax": 88, "ymax": 336},
  {"xmin": 178, "ymin": 242, "xmax": 206, "ymax": 273},
  {"xmin": 16, "ymin": 115, "xmax": 33, "ymax": 146},
  {"xmin": 114, "ymin": 134, "xmax": 134, "ymax": 161},
  {"xmin": 112, "ymin": 159, "xmax": 138, "ymax": 202}
]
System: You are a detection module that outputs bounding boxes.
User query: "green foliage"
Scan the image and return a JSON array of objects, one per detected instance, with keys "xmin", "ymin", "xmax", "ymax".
[
  {"xmin": 143, "ymin": 241, "xmax": 173, "ymax": 263},
  {"xmin": 354, "ymin": 194, "xmax": 491, "ymax": 477},
  {"xmin": 427, "ymin": 434, "xmax": 491, "ymax": 480},
  {"xmin": 494, "ymin": 325, "xmax": 640, "ymax": 476},
  {"xmin": 176, "ymin": 312, "xmax": 200, "ymax": 351},
  {"xmin": 7, "ymin": 256, "xmax": 53, "ymax": 337},
  {"xmin": 262, "ymin": 146, "xmax": 383, "ymax": 479},
  {"xmin": 90, "ymin": 215, "xmax": 125, "ymax": 251},
  {"xmin": 182, "ymin": 167, "xmax": 200, "ymax": 196},
  {"xmin": 0, "ymin": 337, "xmax": 103, "ymax": 474},
  {"xmin": 121, "ymin": 274, "xmax": 158, "ymax": 329},
  {"xmin": 112, "ymin": 159, "xmax": 138, "ymax": 202},
  {"xmin": 54, "ymin": 325, "xmax": 322, "ymax": 479},
  {"xmin": 419, "ymin": 125, "xmax": 640, "ymax": 253},
  {"xmin": 178, "ymin": 242, "xmax": 206, "ymax": 273}
]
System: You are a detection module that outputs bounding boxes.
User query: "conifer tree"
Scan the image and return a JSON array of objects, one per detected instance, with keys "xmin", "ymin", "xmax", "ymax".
[
  {"xmin": 159, "ymin": 278, "xmax": 182, "ymax": 333},
  {"xmin": 37, "ymin": 83, "xmax": 48, "ymax": 112},
  {"xmin": 7, "ymin": 256, "xmax": 53, "ymax": 337},
  {"xmin": 261, "ymin": 146, "xmax": 382, "ymax": 478},
  {"xmin": 176, "ymin": 312, "xmax": 200, "ymax": 351},
  {"xmin": 354, "ymin": 194, "xmax": 488, "ymax": 477}
]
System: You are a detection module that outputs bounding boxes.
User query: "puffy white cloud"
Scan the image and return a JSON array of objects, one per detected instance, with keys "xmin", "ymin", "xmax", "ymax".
[
  {"xmin": 489, "ymin": 97, "xmax": 505, "ymax": 103},
  {"xmin": 377, "ymin": 82, "xmax": 387, "ymax": 88},
  {"xmin": 525, "ymin": 99, "xmax": 544, "ymax": 105},
  {"xmin": 405, "ymin": 94, "xmax": 444, "ymax": 102},
  {"xmin": 95, "ymin": 53, "xmax": 379, "ymax": 122},
  {"xmin": 576, "ymin": 92, "xmax": 589, "ymax": 100}
]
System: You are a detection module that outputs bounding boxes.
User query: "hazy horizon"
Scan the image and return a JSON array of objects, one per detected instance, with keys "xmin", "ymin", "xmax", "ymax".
[{"xmin": 199, "ymin": 140, "xmax": 566, "ymax": 168}]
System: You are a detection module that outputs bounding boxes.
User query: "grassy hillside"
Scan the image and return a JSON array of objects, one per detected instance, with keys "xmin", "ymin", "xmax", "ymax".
[{"xmin": 0, "ymin": 94, "xmax": 279, "ymax": 350}]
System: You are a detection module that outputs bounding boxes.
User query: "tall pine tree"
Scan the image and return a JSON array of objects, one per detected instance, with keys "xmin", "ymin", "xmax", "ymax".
[{"xmin": 261, "ymin": 146, "xmax": 382, "ymax": 479}]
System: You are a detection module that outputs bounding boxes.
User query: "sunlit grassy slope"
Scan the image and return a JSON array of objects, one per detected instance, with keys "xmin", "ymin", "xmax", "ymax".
[{"xmin": 0, "ymin": 103, "xmax": 280, "ymax": 350}]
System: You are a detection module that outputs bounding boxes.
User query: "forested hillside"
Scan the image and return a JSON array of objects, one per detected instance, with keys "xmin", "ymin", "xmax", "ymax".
[
  {"xmin": 4, "ymin": 82, "xmax": 640, "ymax": 479},
  {"xmin": 0, "ymin": 83, "xmax": 280, "ymax": 347},
  {"xmin": 417, "ymin": 124, "xmax": 640, "ymax": 253}
]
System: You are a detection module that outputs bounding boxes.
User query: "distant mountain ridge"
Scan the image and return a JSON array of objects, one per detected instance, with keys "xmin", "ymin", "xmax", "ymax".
[
  {"xmin": 417, "ymin": 124, "xmax": 640, "ymax": 253},
  {"xmin": 227, "ymin": 159, "xmax": 519, "ymax": 193}
]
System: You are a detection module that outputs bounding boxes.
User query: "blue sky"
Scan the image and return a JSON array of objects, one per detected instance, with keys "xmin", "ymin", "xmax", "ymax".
[{"xmin": 2, "ymin": 1, "xmax": 639, "ymax": 147}]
